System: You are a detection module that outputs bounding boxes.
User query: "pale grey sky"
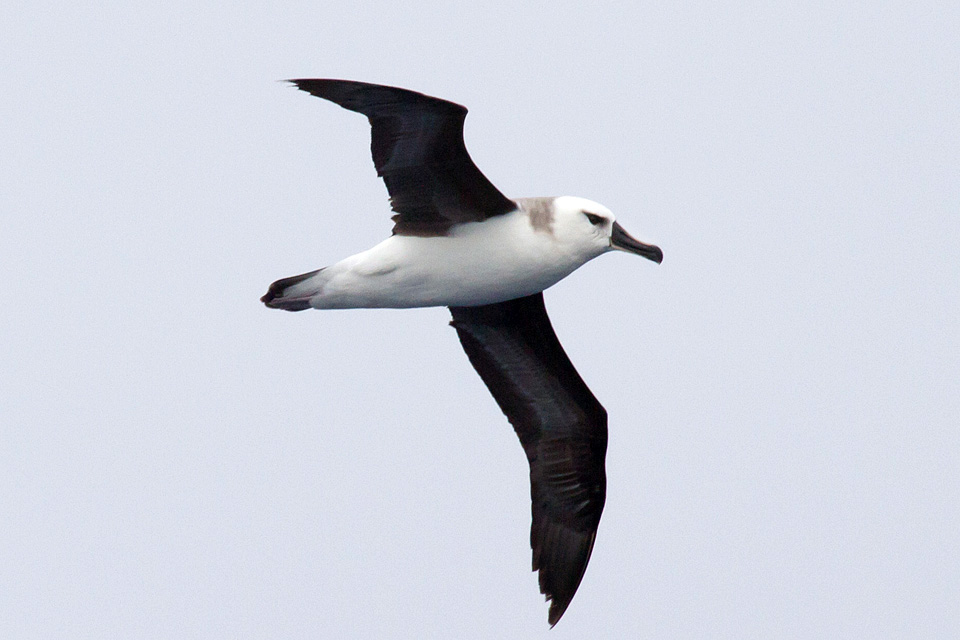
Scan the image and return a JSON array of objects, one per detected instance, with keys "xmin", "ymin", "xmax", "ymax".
[{"xmin": 2, "ymin": 2, "xmax": 958, "ymax": 638}]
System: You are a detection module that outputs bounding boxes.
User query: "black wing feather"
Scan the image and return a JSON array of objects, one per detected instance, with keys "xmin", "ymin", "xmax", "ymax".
[
  {"xmin": 449, "ymin": 293, "xmax": 607, "ymax": 626},
  {"xmin": 289, "ymin": 79, "xmax": 517, "ymax": 236}
]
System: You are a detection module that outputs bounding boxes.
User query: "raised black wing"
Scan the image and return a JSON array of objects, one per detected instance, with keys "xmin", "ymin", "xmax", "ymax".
[
  {"xmin": 449, "ymin": 293, "xmax": 607, "ymax": 626},
  {"xmin": 290, "ymin": 79, "xmax": 517, "ymax": 236}
]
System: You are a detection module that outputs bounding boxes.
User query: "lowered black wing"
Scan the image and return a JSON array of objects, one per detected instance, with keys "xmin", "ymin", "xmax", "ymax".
[{"xmin": 449, "ymin": 293, "xmax": 607, "ymax": 626}]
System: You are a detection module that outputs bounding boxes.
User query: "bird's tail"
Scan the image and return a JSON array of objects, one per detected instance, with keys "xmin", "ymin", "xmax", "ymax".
[{"xmin": 260, "ymin": 268, "xmax": 325, "ymax": 311}]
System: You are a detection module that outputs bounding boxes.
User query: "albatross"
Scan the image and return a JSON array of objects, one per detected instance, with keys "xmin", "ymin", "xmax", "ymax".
[{"xmin": 261, "ymin": 79, "xmax": 662, "ymax": 626}]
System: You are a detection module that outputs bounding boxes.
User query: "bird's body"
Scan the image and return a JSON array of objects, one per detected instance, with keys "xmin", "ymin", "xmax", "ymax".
[
  {"xmin": 261, "ymin": 79, "xmax": 662, "ymax": 626},
  {"xmin": 267, "ymin": 197, "xmax": 614, "ymax": 310}
]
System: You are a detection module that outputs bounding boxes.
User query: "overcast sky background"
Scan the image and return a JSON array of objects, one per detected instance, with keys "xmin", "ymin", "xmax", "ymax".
[{"xmin": 2, "ymin": 2, "xmax": 958, "ymax": 638}]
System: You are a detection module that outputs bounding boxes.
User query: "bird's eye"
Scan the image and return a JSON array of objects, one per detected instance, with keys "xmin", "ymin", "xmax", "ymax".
[{"xmin": 583, "ymin": 212, "xmax": 606, "ymax": 226}]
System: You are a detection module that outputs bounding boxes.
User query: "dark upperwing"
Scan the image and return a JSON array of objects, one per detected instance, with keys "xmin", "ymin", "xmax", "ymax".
[
  {"xmin": 449, "ymin": 293, "xmax": 607, "ymax": 626},
  {"xmin": 290, "ymin": 79, "xmax": 517, "ymax": 236}
]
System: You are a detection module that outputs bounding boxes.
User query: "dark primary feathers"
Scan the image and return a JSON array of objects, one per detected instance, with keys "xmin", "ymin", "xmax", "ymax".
[
  {"xmin": 290, "ymin": 79, "xmax": 517, "ymax": 236},
  {"xmin": 449, "ymin": 293, "xmax": 607, "ymax": 626}
]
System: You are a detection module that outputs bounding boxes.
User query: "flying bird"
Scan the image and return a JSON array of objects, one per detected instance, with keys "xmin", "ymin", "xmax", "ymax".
[{"xmin": 261, "ymin": 79, "xmax": 662, "ymax": 626}]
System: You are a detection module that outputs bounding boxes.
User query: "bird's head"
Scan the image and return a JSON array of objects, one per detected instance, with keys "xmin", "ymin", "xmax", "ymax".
[{"xmin": 551, "ymin": 196, "xmax": 663, "ymax": 264}]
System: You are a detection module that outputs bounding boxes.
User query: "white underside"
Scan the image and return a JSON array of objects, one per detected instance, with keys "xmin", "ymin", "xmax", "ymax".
[{"xmin": 285, "ymin": 209, "xmax": 609, "ymax": 309}]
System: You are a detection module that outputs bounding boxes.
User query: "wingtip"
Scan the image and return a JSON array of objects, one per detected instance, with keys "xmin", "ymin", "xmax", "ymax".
[
  {"xmin": 541, "ymin": 573, "xmax": 577, "ymax": 627},
  {"xmin": 532, "ymin": 521, "xmax": 599, "ymax": 627},
  {"xmin": 285, "ymin": 78, "xmax": 310, "ymax": 90},
  {"xmin": 547, "ymin": 598, "xmax": 572, "ymax": 628},
  {"xmin": 285, "ymin": 78, "xmax": 334, "ymax": 92}
]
